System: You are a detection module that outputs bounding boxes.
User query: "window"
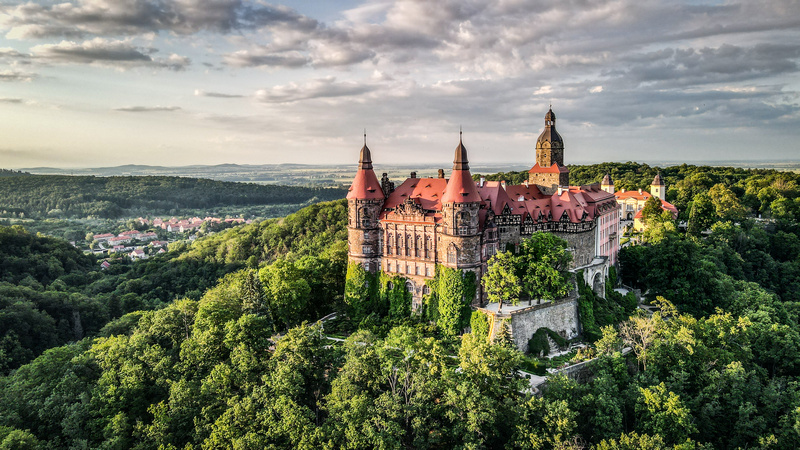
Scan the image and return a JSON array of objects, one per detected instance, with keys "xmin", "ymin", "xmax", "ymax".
[
  {"xmin": 447, "ymin": 244, "xmax": 458, "ymax": 264},
  {"xmin": 362, "ymin": 245, "xmax": 371, "ymax": 254},
  {"xmin": 360, "ymin": 207, "xmax": 371, "ymax": 228}
]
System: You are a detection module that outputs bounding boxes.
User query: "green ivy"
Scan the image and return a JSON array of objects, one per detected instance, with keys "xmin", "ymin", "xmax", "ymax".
[
  {"xmin": 379, "ymin": 273, "xmax": 412, "ymax": 321},
  {"xmin": 428, "ymin": 265, "xmax": 477, "ymax": 336},
  {"xmin": 527, "ymin": 327, "xmax": 567, "ymax": 357},
  {"xmin": 470, "ymin": 311, "xmax": 490, "ymax": 340}
]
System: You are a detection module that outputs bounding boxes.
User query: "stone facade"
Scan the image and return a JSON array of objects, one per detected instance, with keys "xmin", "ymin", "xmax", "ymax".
[
  {"xmin": 346, "ymin": 109, "xmax": 621, "ymax": 308},
  {"xmin": 478, "ymin": 295, "xmax": 582, "ymax": 353}
]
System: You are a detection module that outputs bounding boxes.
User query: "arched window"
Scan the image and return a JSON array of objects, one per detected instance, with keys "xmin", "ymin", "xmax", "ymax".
[
  {"xmin": 425, "ymin": 235, "xmax": 432, "ymax": 259},
  {"xmin": 422, "ymin": 285, "xmax": 430, "ymax": 296},
  {"xmin": 415, "ymin": 234, "xmax": 422, "ymax": 257},
  {"xmin": 406, "ymin": 235, "xmax": 412, "ymax": 256},
  {"xmin": 447, "ymin": 243, "xmax": 458, "ymax": 264},
  {"xmin": 405, "ymin": 281, "xmax": 414, "ymax": 293}
]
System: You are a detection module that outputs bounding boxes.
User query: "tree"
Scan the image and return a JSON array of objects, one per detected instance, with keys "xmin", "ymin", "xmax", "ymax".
[
  {"xmin": 635, "ymin": 383, "xmax": 696, "ymax": 445},
  {"xmin": 640, "ymin": 196, "xmax": 664, "ymax": 225},
  {"xmin": 687, "ymin": 192, "xmax": 715, "ymax": 236},
  {"xmin": 619, "ymin": 314, "xmax": 655, "ymax": 371},
  {"xmin": 709, "ymin": 183, "xmax": 748, "ymax": 222},
  {"xmin": 517, "ymin": 233, "xmax": 572, "ymax": 305},
  {"xmin": 482, "ymin": 251, "xmax": 521, "ymax": 310}
]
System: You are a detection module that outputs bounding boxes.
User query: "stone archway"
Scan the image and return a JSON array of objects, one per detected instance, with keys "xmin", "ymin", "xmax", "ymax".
[{"xmin": 592, "ymin": 272, "xmax": 603, "ymax": 296}]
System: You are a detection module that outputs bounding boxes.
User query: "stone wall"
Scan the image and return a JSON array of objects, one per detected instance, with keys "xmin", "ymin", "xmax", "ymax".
[
  {"xmin": 553, "ymin": 229, "xmax": 595, "ymax": 267},
  {"xmin": 481, "ymin": 295, "xmax": 581, "ymax": 353}
]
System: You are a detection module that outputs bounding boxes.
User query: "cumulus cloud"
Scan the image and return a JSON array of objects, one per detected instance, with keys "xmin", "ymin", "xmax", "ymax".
[
  {"xmin": 1, "ymin": 0, "xmax": 319, "ymax": 38},
  {"xmin": 114, "ymin": 105, "xmax": 181, "ymax": 112},
  {"xmin": 223, "ymin": 48, "xmax": 310, "ymax": 68},
  {"xmin": 254, "ymin": 77, "xmax": 377, "ymax": 103},
  {"xmin": 30, "ymin": 38, "xmax": 190, "ymax": 70}
]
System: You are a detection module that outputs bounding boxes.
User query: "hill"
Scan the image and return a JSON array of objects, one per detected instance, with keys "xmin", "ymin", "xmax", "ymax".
[{"xmin": 0, "ymin": 174, "xmax": 346, "ymax": 219}]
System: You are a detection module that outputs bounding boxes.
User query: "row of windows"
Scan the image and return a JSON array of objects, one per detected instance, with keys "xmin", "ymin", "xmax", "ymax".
[{"xmin": 385, "ymin": 260, "xmax": 433, "ymax": 277}]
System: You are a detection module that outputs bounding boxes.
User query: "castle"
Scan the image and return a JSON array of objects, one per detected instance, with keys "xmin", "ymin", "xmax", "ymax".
[{"xmin": 347, "ymin": 109, "xmax": 620, "ymax": 308}]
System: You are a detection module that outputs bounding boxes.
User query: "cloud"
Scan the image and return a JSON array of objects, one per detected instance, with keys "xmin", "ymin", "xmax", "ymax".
[
  {"xmin": 223, "ymin": 48, "xmax": 310, "ymax": 68},
  {"xmin": 0, "ymin": 97, "xmax": 24, "ymax": 103},
  {"xmin": 0, "ymin": 70, "xmax": 36, "ymax": 82},
  {"xmin": 1, "ymin": 0, "xmax": 319, "ymax": 38},
  {"xmin": 114, "ymin": 105, "xmax": 181, "ymax": 112},
  {"xmin": 194, "ymin": 89, "xmax": 243, "ymax": 98},
  {"xmin": 29, "ymin": 38, "xmax": 190, "ymax": 70},
  {"xmin": 254, "ymin": 77, "xmax": 377, "ymax": 103}
]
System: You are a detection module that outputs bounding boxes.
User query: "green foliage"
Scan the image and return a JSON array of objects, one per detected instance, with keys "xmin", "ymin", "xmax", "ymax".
[
  {"xmin": 687, "ymin": 192, "xmax": 715, "ymax": 235},
  {"xmin": 518, "ymin": 232, "xmax": 573, "ymax": 303},
  {"xmin": 482, "ymin": 250, "xmax": 521, "ymax": 306},
  {"xmin": 469, "ymin": 311, "xmax": 489, "ymax": 340},
  {"xmin": 641, "ymin": 195, "xmax": 665, "ymax": 225},
  {"xmin": 527, "ymin": 327, "xmax": 567, "ymax": 357},
  {"xmin": 379, "ymin": 273, "xmax": 412, "ymax": 321},
  {"xmin": 430, "ymin": 265, "xmax": 476, "ymax": 336},
  {"xmin": 344, "ymin": 262, "xmax": 378, "ymax": 322},
  {"xmin": 0, "ymin": 174, "xmax": 345, "ymax": 219}
]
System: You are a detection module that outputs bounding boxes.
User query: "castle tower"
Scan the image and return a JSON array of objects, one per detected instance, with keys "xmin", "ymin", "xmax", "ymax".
[
  {"xmin": 650, "ymin": 173, "xmax": 665, "ymax": 200},
  {"xmin": 440, "ymin": 134, "xmax": 482, "ymax": 273},
  {"xmin": 528, "ymin": 108, "xmax": 569, "ymax": 195},
  {"xmin": 601, "ymin": 173, "xmax": 614, "ymax": 194},
  {"xmin": 346, "ymin": 138, "xmax": 385, "ymax": 273}
]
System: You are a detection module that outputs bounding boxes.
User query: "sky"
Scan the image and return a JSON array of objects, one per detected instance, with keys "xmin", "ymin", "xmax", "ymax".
[{"xmin": 1, "ymin": 0, "xmax": 799, "ymax": 169}]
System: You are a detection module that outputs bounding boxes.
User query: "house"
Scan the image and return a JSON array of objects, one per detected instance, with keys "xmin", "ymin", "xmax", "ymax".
[
  {"xmin": 602, "ymin": 174, "xmax": 679, "ymax": 232},
  {"xmin": 130, "ymin": 248, "xmax": 148, "ymax": 260},
  {"xmin": 93, "ymin": 233, "xmax": 115, "ymax": 242}
]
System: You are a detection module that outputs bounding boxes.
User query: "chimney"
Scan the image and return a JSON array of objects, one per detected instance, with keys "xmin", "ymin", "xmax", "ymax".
[
  {"xmin": 638, "ymin": 188, "xmax": 642, "ymax": 194},
  {"xmin": 622, "ymin": 188, "xmax": 626, "ymax": 193},
  {"xmin": 480, "ymin": 176, "xmax": 485, "ymax": 187},
  {"xmin": 410, "ymin": 171, "xmax": 417, "ymax": 178},
  {"xmin": 501, "ymin": 180, "xmax": 507, "ymax": 190},
  {"xmin": 557, "ymin": 186, "xmax": 563, "ymax": 195},
  {"xmin": 438, "ymin": 169, "xmax": 445, "ymax": 179},
  {"xmin": 523, "ymin": 180, "xmax": 528, "ymax": 187}
]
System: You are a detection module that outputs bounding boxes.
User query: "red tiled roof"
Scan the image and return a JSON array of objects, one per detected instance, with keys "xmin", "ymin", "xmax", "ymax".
[
  {"xmin": 633, "ymin": 199, "xmax": 679, "ymax": 219},
  {"xmin": 441, "ymin": 169, "xmax": 481, "ymax": 203},
  {"xmin": 528, "ymin": 163, "xmax": 569, "ymax": 174},
  {"xmin": 382, "ymin": 177, "xmax": 448, "ymax": 214},
  {"xmin": 614, "ymin": 190, "xmax": 652, "ymax": 201},
  {"xmin": 347, "ymin": 169, "xmax": 384, "ymax": 200}
]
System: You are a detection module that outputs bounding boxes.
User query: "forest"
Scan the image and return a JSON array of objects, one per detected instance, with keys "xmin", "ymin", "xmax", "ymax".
[
  {"xmin": 0, "ymin": 173, "xmax": 347, "ymax": 219},
  {"xmin": 1, "ymin": 162, "xmax": 800, "ymax": 449}
]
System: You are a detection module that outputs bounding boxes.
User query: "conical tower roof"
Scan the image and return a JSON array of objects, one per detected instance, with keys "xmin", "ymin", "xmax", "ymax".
[
  {"xmin": 347, "ymin": 138, "xmax": 384, "ymax": 200},
  {"xmin": 442, "ymin": 133, "xmax": 481, "ymax": 203}
]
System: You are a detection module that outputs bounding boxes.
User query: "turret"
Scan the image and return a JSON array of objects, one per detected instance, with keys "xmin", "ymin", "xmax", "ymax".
[
  {"xmin": 601, "ymin": 173, "xmax": 614, "ymax": 194},
  {"xmin": 650, "ymin": 173, "xmax": 665, "ymax": 200},
  {"xmin": 439, "ymin": 133, "xmax": 481, "ymax": 273},
  {"xmin": 528, "ymin": 107, "xmax": 569, "ymax": 194},
  {"xmin": 346, "ymin": 137, "xmax": 384, "ymax": 273}
]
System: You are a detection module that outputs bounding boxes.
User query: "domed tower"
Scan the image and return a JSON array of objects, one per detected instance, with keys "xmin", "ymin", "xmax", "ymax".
[
  {"xmin": 650, "ymin": 173, "xmax": 665, "ymax": 200},
  {"xmin": 439, "ymin": 133, "xmax": 482, "ymax": 273},
  {"xmin": 346, "ymin": 138, "xmax": 385, "ymax": 273},
  {"xmin": 601, "ymin": 173, "xmax": 614, "ymax": 194},
  {"xmin": 528, "ymin": 108, "xmax": 569, "ymax": 194}
]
